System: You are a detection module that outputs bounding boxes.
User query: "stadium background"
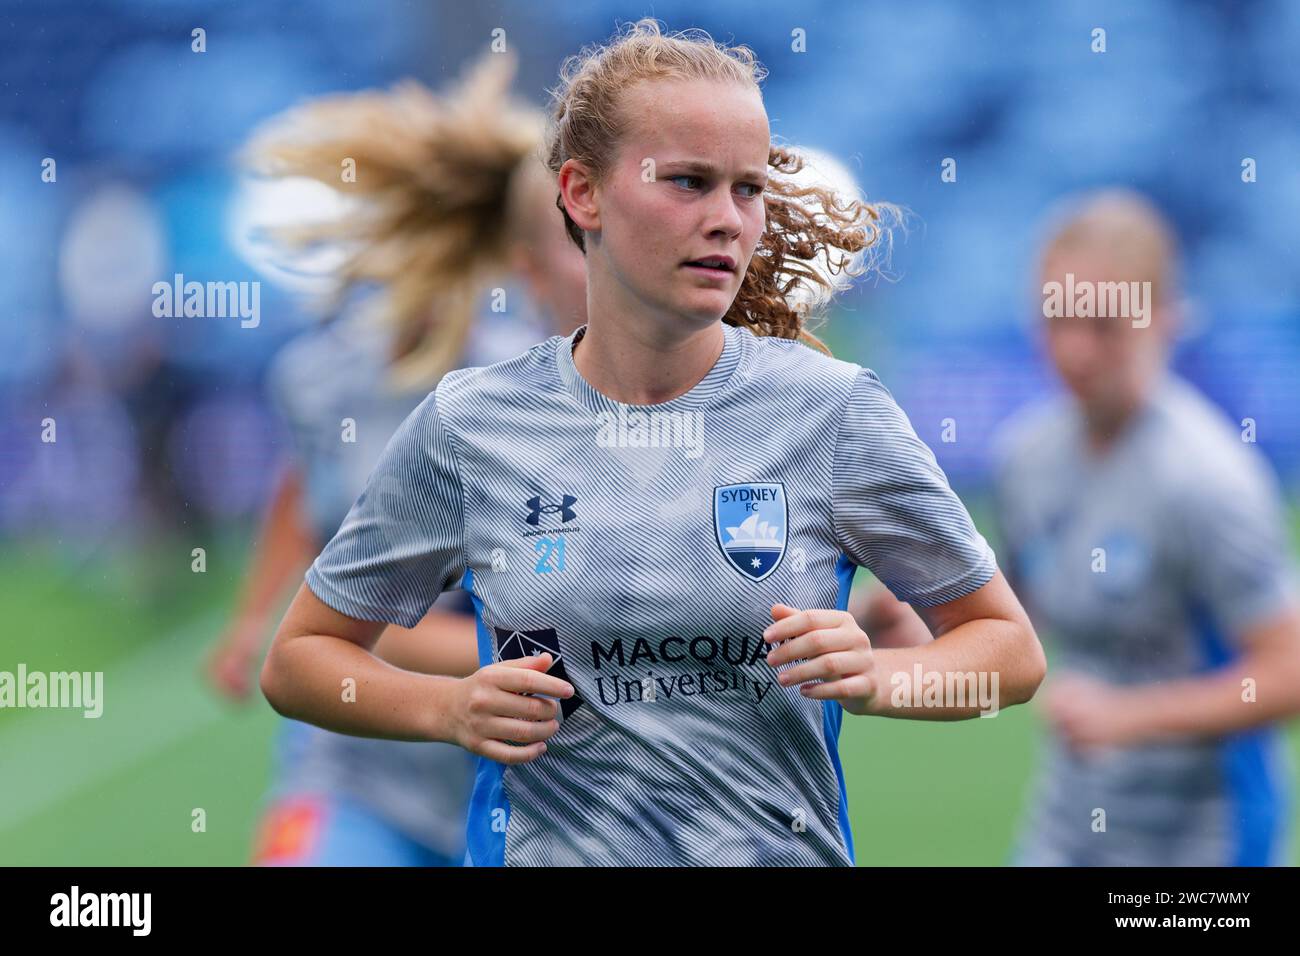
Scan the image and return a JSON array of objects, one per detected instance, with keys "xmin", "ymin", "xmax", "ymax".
[{"xmin": 1, "ymin": 0, "xmax": 1297, "ymax": 864}]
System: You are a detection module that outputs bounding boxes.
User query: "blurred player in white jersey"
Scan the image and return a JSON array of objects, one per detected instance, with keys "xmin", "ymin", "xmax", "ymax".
[
  {"xmin": 998, "ymin": 190, "xmax": 1300, "ymax": 865},
  {"xmin": 205, "ymin": 53, "xmax": 587, "ymax": 865},
  {"xmin": 858, "ymin": 189, "xmax": 1300, "ymax": 865}
]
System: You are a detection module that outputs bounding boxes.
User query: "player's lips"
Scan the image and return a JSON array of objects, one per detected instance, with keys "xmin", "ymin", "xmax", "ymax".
[{"xmin": 681, "ymin": 255, "xmax": 736, "ymax": 279}]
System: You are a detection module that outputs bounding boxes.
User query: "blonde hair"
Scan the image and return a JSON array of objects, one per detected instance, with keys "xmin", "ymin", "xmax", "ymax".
[
  {"xmin": 543, "ymin": 18, "xmax": 898, "ymax": 356},
  {"xmin": 242, "ymin": 52, "xmax": 545, "ymax": 387},
  {"xmin": 1041, "ymin": 188, "xmax": 1180, "ymax": 307}
]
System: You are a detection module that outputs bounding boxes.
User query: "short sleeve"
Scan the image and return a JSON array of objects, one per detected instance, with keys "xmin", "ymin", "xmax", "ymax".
[
  {"xmin": 304, "ymin": 389, "xmax": 466, "ymax": 628},
  {"xmin": 832, "ymin": 368, "xmax": 998, "ymax": 607},
  {"xmin": 265, "ymin": 340, "xmax": 316, "ymax": 461},
  {"xmin": 264, "ymin": 327, "xmax": 352, "ymax": 470},
  {"xmin": 1178, "ymin": 459, "xmax": 1300, "ymax": 640}
]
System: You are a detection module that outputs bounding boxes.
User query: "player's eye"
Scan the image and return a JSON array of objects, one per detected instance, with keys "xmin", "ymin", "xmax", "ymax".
[
  {"xmin": 667, "ymin": 175, "xmax": 704, "ymax": 190},
  {"xmin": 736, "ymin": 182, "xmax": 765, "ymax": 198}
]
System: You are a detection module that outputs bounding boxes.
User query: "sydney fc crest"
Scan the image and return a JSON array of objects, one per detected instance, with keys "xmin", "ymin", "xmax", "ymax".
[{"xmin": 713, "ymin": 482, "xmax": 787, "ymax": 581}]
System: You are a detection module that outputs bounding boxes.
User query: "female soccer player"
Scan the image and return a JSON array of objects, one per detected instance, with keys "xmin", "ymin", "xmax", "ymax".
[
  {"xmin": 206, "ymin": 54, "xmax": 587, "ymax": 865},
  {"xmin": 261, "ymin": 19, "xmax": 1046, "ymax": 867},
  {"xmin": 992, "ymin": 190, "xmax": 1300, "ymax": 866}
]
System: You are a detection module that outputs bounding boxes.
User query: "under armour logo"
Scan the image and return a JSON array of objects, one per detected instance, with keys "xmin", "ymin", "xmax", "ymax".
[{"xmin": 525, "ymin": 494, "xmax": 578, "ymax": 526}]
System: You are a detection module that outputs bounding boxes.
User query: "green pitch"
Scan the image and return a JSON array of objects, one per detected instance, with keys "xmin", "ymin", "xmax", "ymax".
[{"xmin": 1, "ymin": 515, "xmax": 1296, "ymax": 866}]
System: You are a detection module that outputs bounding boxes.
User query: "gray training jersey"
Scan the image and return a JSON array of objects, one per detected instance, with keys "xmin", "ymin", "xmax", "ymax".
[
  {"xmin": 306, "ymin": 321, "xmax": 998, "ymax": 866},
  {"xmin": 992, "ymin": 372, "xmax": 1298, "ymax": 866},
  {"xmin": 268, "ymin": 307, "xmax": 539, "ymax": 858}
]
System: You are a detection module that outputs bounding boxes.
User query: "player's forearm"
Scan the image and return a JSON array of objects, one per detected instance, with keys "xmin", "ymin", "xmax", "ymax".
[
  {"xmin": 226, "ymin": 468, "xmax": 315, "ymax": 643},
  {"xmin": 261, "ymin": 633, "xmax": 460, "ymax": 743},
  {"xmin": 374, "ymin": 610, "xmax": 481, "ymax": 677},
  {"xmin": 1125, "ymin": 650, "xmax": 1300, "ymax": 739},
  {"xmin": 864, "ymin": 618, "xmax": 1043, "ymax": 720},
  {"xmin": 850, "ymin": 583, "xmax": 933, "ymax": 649},
  {"xmin": 1125, "ymin": 608, "xmax": 1300, "ymax": 741}
]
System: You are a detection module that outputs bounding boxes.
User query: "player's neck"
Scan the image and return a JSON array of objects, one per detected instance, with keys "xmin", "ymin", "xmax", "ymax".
[
  {"xmin": 1080, "ymin": 381, "xmax": 1155, "ymax": 456},
  {"xmin": 1083, "ymin": 415, "xmax": 1128, "ymax": 456},
  {"xmin": 571, "ymin": 303, "xmax": 726, "ymax": 406}
]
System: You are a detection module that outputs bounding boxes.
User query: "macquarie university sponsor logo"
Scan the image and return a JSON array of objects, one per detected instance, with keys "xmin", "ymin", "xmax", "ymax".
[
  {"xmin": 492, "ymin": 626, "xmax": 779, "ymax": 711},
  {"xmin": 50, "ymin": 886, "xmax": 151, "ymax": 936},
  {"xmin": 714, "ymin": 482, "xmax": 786, "ymax": 581},
  {"xmin": 591, "ymin": 633, "xmax": 777, "ymax": 706}
]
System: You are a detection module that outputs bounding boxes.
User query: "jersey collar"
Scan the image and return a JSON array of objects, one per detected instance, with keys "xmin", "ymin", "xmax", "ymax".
[{"xmin": 554, "ymin": 321, "xmax": 750, "ymax": 413}]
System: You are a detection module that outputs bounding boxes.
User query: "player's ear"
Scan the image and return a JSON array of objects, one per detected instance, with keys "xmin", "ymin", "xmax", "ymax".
[
  {"xmin": 1153, "ymin": 297, "xmax": 1181, "ymax": 342},
  {"xmin": 558, "ymin": 159, "xmax": 600, "ymax": 235}
]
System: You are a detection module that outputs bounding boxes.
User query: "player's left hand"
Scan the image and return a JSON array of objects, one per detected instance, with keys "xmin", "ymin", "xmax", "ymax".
[
  {"xmin": 763, "ymin": 603, "xmax": 878, "ymax": 715},
  {"xmin": 1041, "ymin": 672, "xmax": 1147, "ymax": 752}
]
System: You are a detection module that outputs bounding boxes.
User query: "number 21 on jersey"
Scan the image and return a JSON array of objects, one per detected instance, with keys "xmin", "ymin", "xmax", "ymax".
[{"xmin": 534, "ymin": 536, "xmax": 566, "ymax": 574}]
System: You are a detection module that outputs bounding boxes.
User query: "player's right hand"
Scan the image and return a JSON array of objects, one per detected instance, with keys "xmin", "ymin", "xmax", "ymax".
[
  {"xmin": 205, "ymin": 631, "xmax": 259, "ymax": 702},
  {"xmin": 447, "ymin": 653, "xmax": 573, "ymax": 764}
]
